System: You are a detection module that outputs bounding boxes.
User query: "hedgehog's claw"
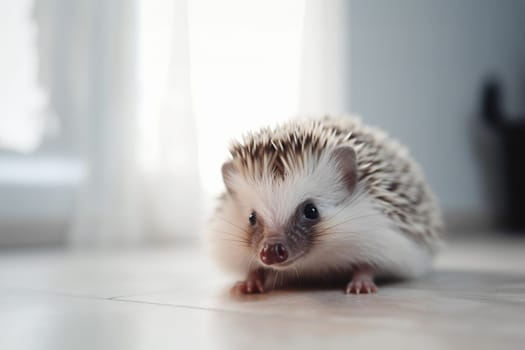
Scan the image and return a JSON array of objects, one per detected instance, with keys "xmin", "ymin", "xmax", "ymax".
[
  {"xmin": 345, "ymin": 267, "xmax": 377, "ymax": 295},
  {"xmin": 345, "ymin": 278, "xmax": 377, "ymax": 294}
]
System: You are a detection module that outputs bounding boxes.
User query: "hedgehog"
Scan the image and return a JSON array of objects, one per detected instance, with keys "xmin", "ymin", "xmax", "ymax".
[{"xmin": 206, "ymin": 115, "xmax": 443, "ymax": 294}]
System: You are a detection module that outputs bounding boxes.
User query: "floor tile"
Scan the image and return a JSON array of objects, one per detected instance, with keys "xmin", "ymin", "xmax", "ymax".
[
  {"xmin": 1, "ymin": 234, "xmax": 525, "ymax": 349},
  {"xmin": 0, "ymin": 248, "xmax": 203, "ymax": 298},
  {"xmin": 0, "ymin": 287, "xmax": 520, "ymax": 350}
]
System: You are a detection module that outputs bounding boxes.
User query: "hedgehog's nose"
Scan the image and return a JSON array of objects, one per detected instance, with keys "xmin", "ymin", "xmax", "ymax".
[{"xmin": 260, "ymin": 242, "xmax": 288, "ymax": 265}]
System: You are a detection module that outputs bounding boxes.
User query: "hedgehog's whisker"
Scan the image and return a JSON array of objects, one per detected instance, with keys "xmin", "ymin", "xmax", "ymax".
[
  {"xmin": 310, "ymin": 231, "xmax": 363, "ymax": 246},
  {"xmin": 216, "ymin": 217, "xmax": 251, "ymax": 235},
  {"xmin": 319, "ymin": 189, "xmax": 369, "ymax": 224},
  {"xmin": 322, "ymin": 212, "xmax": 382, "ymax": 229},
  {"xmin": 208, "ymin": 229, "xmax": 251, "ymax": 243},
  {"xmin": 319, "ymin": 213, "xmax": 382, "ymax": 233},
  {"xmin": 213, "ymin": 238, "xmax": 251, "ymax": 247},
  {"xmin": 247, "ymin": 254, "xmax": 258, "ymax": 272},
  {"xmin": 293, "ymin": 266, "xmax": 300, "ymax": 282},
  {"xmin": 322, "ymin": 201, "xmax": 350, "ymax": 223},
  {"xmin": 313, "ymin": 232, "xmax": 360, "ymax": 238},
  {"xmin": 208, "ymin": 228, "xmax": 249, "ymax": 238},
  {"xmin": 272, "ymin": 271, "xmax": 279, "ymax": 291}
]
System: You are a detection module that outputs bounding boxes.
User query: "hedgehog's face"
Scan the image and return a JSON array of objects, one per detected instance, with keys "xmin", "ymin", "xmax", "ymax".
[{"xmin": 211, "ymin": 146, "xmax": 357, "ymax": 272}]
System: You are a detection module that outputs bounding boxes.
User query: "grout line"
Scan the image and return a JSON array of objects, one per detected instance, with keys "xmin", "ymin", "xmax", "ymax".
[
  {"xmin": 1, "ymin": 284, "xmax": 372, "ymax": 326},
  {"xmin": 0, "ymin": 284, "xmax": 396, "ymax": 326},
  {"xmin": 106, "ymin": 289, "xmax": 180, "ymax": 301},
  {"xmin": 106, "ymin": 297, "xmax": 389, "ymax": 326},
  {"xmin": 110, "ymin": 297, "xmax": 242, "ymax": 313}
]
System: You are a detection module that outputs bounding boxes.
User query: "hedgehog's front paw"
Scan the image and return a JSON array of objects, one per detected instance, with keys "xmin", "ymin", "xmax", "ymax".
[
  {"xmin": 231, "ymin": 279, "xmax": 264, "ymax": 294},
  {"xmin": 345, "ymin": 266, "xmax": 377, "ymax": 295},
  {"xmin": 231, "ymin": 269, "xmax": 266, "ymax": 294}
]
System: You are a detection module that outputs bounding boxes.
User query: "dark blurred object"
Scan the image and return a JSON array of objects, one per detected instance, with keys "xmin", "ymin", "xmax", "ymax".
[{"xmin": 482, "ymin": 79, "xmax": 525, "ymax": 231}]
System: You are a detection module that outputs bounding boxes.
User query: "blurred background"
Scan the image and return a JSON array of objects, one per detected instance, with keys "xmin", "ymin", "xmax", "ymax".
[{"xmin": 1, "ymin": 0, "xmax": 525, "ymax": 249}]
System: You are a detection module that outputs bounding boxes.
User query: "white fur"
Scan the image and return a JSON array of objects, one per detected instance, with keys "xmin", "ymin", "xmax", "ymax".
[
  {"xmin": 295, "ymin": 186, "xmax": 433, "ymax": 280},
  {"xmin": 207, "ymin": 149, "xmax": 434, "ymax": 282}
]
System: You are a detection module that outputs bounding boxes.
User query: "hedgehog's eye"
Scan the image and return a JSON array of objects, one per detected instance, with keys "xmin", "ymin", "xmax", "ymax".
[
  {"xmin": 249, "ymin": 211, "xmax": 257, "ymax": 226},
  {"xmin": 303, "ymin": 203, "xmax": 319, "ymax": 220}
]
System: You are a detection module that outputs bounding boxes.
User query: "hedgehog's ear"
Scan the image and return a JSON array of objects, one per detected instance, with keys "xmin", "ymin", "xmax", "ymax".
[
  {"xmin": 221, "ymin": 160, "xmax": 238, "ymax": 194},
  {"xmin": 330, "ymin": 146, "xmax": 357, "ymax": 193}
]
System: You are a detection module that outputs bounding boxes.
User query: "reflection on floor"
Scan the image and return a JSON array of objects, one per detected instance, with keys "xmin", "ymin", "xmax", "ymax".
[{"xmin": 1, "ymin": 234, "xmax": 524, "ymax": 349}]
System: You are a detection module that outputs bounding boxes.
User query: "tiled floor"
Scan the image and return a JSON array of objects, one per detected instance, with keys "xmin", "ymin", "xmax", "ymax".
[{"xmin": 1, "ymin": 234, "xmax": 525, "ymax": 350}]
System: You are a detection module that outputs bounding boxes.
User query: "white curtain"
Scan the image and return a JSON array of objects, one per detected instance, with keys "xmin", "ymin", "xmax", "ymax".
[
  {"xmin": 300, "ymin": 0, "xmax": 351, "ymax": 115},
  {"xmin": 0, "ymin": 0, "xmax": 54, "ymax": 152},
  {"xmin": 17, "ymin": 0, "xmax": 350, "ymax": 247},
  {"xmin": 67, "ymin": 0, "xmax": 144, "ymax": 246},
  {"xmin": 136, "ymin": 0, "xmax": 202, "ymax": 243},
  {"xmin": 69, "ymin": 0, "xmax": 203, "ymax": 246},
  {"xmin": 189, "ymin": 0, "xmax": 306, "ymax": 197}
]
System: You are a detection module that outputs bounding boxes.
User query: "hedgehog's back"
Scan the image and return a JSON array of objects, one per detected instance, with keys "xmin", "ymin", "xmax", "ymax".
[{"xmin": 319, "ymin": 115, "xmax": 444, "ymax": 250}]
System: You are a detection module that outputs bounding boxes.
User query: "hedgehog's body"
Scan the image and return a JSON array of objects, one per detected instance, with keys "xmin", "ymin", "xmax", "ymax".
[{"xmin": 208, "ymin": 116, "xmax": 443, "ymax": 294}]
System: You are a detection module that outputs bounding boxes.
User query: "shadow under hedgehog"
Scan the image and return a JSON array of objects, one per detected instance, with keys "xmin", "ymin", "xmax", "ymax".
[{"xmin": 206, "ymin": 115, "xmax": 443, "ymax": 294}]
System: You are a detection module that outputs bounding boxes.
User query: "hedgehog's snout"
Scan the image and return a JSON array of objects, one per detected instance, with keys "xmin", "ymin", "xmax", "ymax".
[{"xmin": 260, "ymin": 242, "xmax": 288, "ymax": 265}]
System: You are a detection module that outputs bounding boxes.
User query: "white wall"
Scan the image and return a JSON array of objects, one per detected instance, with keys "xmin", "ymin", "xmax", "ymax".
[{"xmin": 349, "ymin": 0, "xmax": 525, "ymax": 225}]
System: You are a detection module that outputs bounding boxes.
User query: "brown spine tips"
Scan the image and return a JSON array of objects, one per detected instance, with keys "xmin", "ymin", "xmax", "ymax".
[
  {"xmin": 330, "ymin": 146, "xmax": 358, "ymax": 194},
  {"xmin": 221, "ymin": 160, "xmax": 237, "ymax": 194}
]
